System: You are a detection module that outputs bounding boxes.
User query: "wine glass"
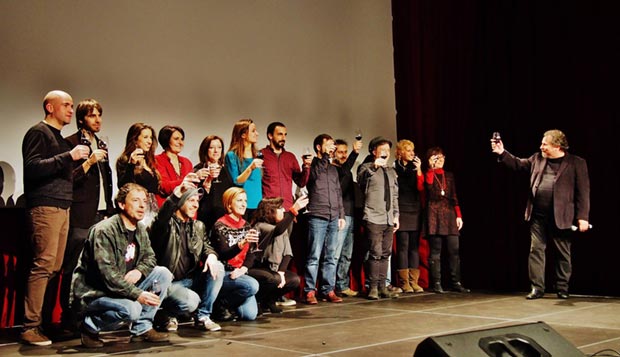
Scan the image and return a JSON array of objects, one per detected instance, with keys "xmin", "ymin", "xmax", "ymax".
[
  {"xmin": 208, "ymin": 162, "xmax": 221, "ymax": 183},
  {"xmin": 98, "ymin": 135, "xmax": 109, "ymax": 162},
  {"xmin": 302, "ymin": 146, "xmax": 313, "ymax": 160},
  {"xmin": 248, "ymin": 228, "xmax": 262, "ymax": 253},
  {"xmin": 355, "ymin": 129, "xmax": 363, "ymax": 141},
  {"xmin": 491, "ymin": 131, "xmax": 501, "ymax": 143}
]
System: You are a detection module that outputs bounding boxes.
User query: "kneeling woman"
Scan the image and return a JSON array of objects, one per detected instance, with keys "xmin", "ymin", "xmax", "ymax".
[
  {"xmin": 210, "ymin": 187, "xmax": 260, "ymax": 320},
  {"xmin": 246, "ymin": 196, "xmax": 308, "ymax": 313}
]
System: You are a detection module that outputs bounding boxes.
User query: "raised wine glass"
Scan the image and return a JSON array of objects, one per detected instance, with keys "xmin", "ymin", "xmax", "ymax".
[
  {"xmin": 355, "ymin": 129, "xmax": 363, "ymax": 141},
  {"xmin": 491, "ymin": 131, "xmax": 501, "ymax": 143},
  {"xmin": 302, "ymin": 147, "xmax": 312, "ymax": 160},
  {"xmin": 208, "ymin": 162, "xmax": 221, "ymax": 183}
]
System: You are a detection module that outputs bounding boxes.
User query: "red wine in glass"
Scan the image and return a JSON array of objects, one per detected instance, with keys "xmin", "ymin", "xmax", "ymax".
[{"xmin": 492, "ymin": 132, "xmax": 501, "ymax": 143}]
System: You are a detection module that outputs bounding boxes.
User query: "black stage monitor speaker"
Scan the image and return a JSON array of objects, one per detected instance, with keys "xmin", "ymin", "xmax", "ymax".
[{"xmin": 413, "ymin": 322, "xmax": 584, "ymax": 357}]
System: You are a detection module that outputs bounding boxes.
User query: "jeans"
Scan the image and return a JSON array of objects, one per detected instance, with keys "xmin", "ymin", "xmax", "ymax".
[
  {"xmin": 217, "ymin": 272, "xmax": 259, "ymax": 321},
  {"xmin": 82, "ymin": 266, "xmax": 172, "ymax": 336},
  {"xmin": 162, "ymin": 261, "xmax": 224, "ymax": 321},
  {"xmin": 335, "ymin": 215, "xmax": 354, "ymax": 292},
  {"xmin": 305, "ymin": 216, "xmax": 340, "ymax": 295}
]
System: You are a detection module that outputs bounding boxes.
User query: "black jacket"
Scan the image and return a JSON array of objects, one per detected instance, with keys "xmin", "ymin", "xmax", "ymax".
[{"xmin": 65, "ymin": 131, "xmax": 114, "ymax": 228}]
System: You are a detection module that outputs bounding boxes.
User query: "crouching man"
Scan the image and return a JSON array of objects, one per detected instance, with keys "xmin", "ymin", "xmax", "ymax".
[
  {"xmin": 149, "ymin": 173, "xmax": 224, "ymax": 332},
  {"xmin": 71, "ymin": 183, "xmax": 173, "ymax": 348}
]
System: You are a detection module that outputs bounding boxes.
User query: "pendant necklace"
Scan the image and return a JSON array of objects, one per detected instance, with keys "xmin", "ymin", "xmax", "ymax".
[{"xmin": 433, "ymin": 171, "xmax": 446, "ymax": 196}]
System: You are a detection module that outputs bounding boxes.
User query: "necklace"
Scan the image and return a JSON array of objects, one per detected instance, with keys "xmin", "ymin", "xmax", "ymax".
[{"xmin": 432, "ymin": 170, "xmax": 446, "ymax": 196}]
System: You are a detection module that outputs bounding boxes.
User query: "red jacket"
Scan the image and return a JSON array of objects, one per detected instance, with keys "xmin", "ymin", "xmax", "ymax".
[{"xmin": 155, "ymin": 152, "xmax": 193, "ymax": 207}]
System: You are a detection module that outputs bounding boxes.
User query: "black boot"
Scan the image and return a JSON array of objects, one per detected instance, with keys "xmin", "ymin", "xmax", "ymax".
[
  {"xmin": 429, "ymin": 259, "xmax": 444, "ymax": 294},
  {"xmin": 432, "ymin": 282, "xmax": 445, "ymax": 294}
]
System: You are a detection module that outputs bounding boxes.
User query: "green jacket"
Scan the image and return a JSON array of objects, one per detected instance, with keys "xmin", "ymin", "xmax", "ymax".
[{"xmin": 71, "ymin": 214, "xmax": 157, "ymax": 311}]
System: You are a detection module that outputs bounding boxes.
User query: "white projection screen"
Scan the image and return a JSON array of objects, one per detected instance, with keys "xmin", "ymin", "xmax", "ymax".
[{"xmin": 0, "ymin": 0, "xmax": 396, "ymax": 201}]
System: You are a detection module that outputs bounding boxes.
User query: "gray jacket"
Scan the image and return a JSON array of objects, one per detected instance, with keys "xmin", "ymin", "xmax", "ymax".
[{"xmin": 358, "ymin": 162, "xmax": 399, "ymax": 226}]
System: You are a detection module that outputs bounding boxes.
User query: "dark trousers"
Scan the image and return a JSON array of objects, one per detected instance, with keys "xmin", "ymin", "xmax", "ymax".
[
  {"xmin": 248, "ymin": 267, "xmax": 300, "ymax": 304},
  {"xmin": 60, "ymin": 212, "xmax": 106, "ymax": 328},
  {"xmin": 529, "ymin": 216, "xmax": 572, "ymax": 292},
  {"xmin": 364, "ymin": 222, "xmax": 393, "ymax": 289},
  {"xmin": 427, "ymin": 234, "xmax": 461, "ymax": 286}
]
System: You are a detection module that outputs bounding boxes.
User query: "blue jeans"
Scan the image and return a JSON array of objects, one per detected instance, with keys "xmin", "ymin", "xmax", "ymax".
[
  {"xmin": 335, "ymin": 215, "xmax": 354, "ymax": 292},
  {"xmin": 305, "ymin": 216, "xmax": 340, "ymax": 295},
  {"xmin": 82, "ymin": 266, "xmax": 172, "ymax": 336},
  {"xmin": 162, "ymin": 261, "xmax": 224, "ymax": 321},
  {"xmin": 217, "ymin": 272, "xmax": 259, "ymax": 321}
]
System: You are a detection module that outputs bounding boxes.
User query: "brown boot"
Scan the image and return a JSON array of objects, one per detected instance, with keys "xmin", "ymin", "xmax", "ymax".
[
  {"xmin": 398, "ymin": 269, "xmax": 414, "ymax": 293},
  {"xmin": 409, "ymin": 268, "xmax": 424, "ymax": 293}
]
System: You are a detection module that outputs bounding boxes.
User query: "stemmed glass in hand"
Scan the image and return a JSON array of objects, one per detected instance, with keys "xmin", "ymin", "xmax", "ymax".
[
  {"xmin": 491, "ymin": 132, "xmax": 501, "ymax": 143},
  {"xmin": 302, "ymin": 147, "xmax": 312, "ymax": 160},
  {"xmin": 98, "ymin": 135, "xmax": 109, "ymax": 162},
  {"xmin": 247, "ymin": 228, "xmax": 261, "ymax": 253},
  {"xmin": 208, "ymin": 162, "xmax": 221, "ymax": 183},
  {"xmin": 355, "ymin": 129, "xmax": 363, "ymax": 141}
]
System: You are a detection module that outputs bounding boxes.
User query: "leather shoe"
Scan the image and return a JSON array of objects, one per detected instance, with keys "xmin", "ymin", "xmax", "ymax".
[
  {"xmin": 526, "ymin": 289, "xmax": 544, "ymax": 300},
  {"xmin": 557, "ymin": 291, "xmax": 569, "ymax": 299},
  {"xmin": 449, "ymin": 282, "xmax": 471, "ymax": 293}
]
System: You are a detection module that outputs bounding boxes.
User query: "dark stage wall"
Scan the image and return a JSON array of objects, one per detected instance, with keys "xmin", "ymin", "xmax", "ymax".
[{"xmin": 392, "ymin": 0, "xmax": 619, "ymax": 296}]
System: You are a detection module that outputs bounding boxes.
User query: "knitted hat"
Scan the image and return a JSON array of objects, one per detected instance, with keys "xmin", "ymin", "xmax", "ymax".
[{"xmin": 178, "ymin": 188, "xmax": 202, "ymax": 208}]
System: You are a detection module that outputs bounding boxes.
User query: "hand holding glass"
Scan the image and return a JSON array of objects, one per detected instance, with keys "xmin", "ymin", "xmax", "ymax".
[
  {"xmin": 247, "ymin": 229, "xmax": 261, "ymax": 253},
  {"xmin": 208, "ymin": 162, "xmax": 221, "ymax": 183}
]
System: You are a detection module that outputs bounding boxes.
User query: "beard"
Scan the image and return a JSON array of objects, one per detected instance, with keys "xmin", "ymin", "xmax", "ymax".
[{"xmin": 273, "ymin": 140, "xmax": 286, "ymax": 149}]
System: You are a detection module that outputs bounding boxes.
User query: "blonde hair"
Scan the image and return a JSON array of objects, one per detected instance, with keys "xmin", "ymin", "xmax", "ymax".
[
  {"xmin": 222, "ymin": 187, "xmax": 246, "ymax": 213},
  {"xmin": 396, "ymin": 139, "xmax": 415, "ymax": 161}
]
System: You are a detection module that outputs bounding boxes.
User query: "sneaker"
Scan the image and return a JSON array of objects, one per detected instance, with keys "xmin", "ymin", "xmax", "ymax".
[
  {"xmin": 80, "ymin": 326, "xmax": 104, "ymax": 348},
  {"xmin": 165, "ymin": 317, "xmax": 178, "ymax": 332},
  {"xmin": 340, "ymin": 288, "xmax": 359, "ymax": 297},
  {"xmin": 132, "ymin": 328, "xmax": 169, "ymax": 343},
  {"xmin": 275, "ymin": 296, "xmax": 297, "ymax": 306},
  {"xmin": 322, "ymin": 291, "xmax": 343, "ymax": 303},
  {"xmin": 200, "ymin": 317, "xmax": 222, "ymax": 332},
  {"xmin": 20, "ymin": 327, "xmax": 52, "ymax": 346},
  {"xmin": 305, "ymin": 291, "xmax": 318, "ymax": 305}
]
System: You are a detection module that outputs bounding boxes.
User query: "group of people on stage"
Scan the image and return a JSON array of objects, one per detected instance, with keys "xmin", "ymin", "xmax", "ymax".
[{"xmin": 19, "ymin": 89, "xmax": 590, "ymax": 348}]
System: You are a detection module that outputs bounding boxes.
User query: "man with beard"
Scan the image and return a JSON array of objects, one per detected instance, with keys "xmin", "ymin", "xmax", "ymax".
[
  {"xmin": 260, "ymin": 122, "xmax": 312, "ymax": 210},
  {"xmin": 259, "ymin": 122, "xmax": 312, "ymax": 306},
  {"xmin": 60, "ymin": 98, "xmax": 114, "ymax": 332}
]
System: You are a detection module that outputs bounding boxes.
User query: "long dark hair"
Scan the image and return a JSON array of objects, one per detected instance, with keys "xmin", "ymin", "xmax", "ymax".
[
  {"xmin": 198, "ymin": 135, "xmax": 225, "ymax": 167},
  {"xmin": 250, "ymin": 197, "xmax": 283, "ymax": 226},
  {"xmin": 116, "ymin": 122, "xmax": 159, "ymax": 178}
]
